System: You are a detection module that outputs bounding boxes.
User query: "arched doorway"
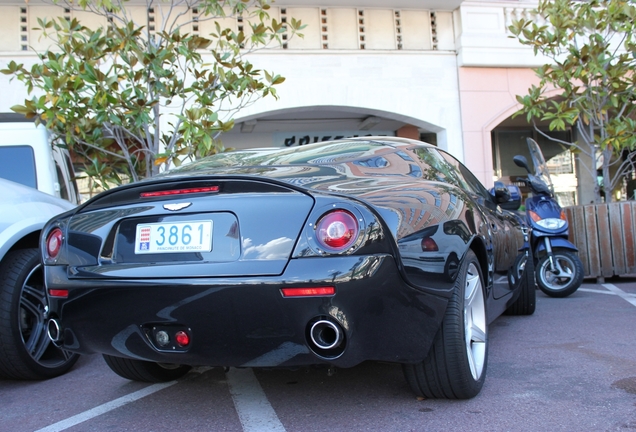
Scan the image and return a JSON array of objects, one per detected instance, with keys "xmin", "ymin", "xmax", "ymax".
[
  {"xmin": 219, "ymin": 106, "xmax": 446, "ymax": 151},
  {"xmin": 457, "ymin": 67, "xmax": 584, "ymax": 205}
]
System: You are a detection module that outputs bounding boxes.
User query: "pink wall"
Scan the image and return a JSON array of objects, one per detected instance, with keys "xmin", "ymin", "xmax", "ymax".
[{"xmin": 458, "ymin": 67, "xmax": 541, "ymax": 188}]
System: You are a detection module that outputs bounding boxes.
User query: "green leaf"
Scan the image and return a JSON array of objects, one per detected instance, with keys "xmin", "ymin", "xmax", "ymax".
[
  {"xmin": 10, "ymin": 104, "xmax": 32, "ymax": 115},
  {"xmin": 4, "ymin": 0, "xmax": 289, "ymax": 184}
]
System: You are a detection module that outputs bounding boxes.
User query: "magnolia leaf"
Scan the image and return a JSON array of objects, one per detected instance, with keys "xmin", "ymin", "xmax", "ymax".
[
  {"xmin": 154, "ymin": 156, "xmax": 168, "ymax": 166},
  {"xmin": 10, "ymin": 104, "xmax": 33, "ymax": 115}
]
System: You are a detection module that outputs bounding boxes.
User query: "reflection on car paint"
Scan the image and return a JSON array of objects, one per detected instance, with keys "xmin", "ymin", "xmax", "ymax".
[
  {"xmin": 156, "ymin": 286, "xmax": 228, "ymax": 321},
  {"xmin": 241, "ymin": 342, "xmax": 309, "ymax": 367},
  {"xmin": 242, "ymin": 237, "xmax": 294, "ymax": 260},
  {"xmin": 111, "ymin": 324, "xmax": 147, "ymax": 360},
  {"xmin": 328, "ymin": 306, "xmax": 349, "ymax": 331}
]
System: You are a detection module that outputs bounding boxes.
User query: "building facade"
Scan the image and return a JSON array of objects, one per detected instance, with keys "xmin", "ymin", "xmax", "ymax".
[{"xmin": 0, "ymin": 0, "xmax": 584, "ymax": 203}]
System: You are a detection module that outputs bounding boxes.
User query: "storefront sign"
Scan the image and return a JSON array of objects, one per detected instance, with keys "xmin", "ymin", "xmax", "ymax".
[{"xmin": 273, "ymin": 131, "xmax": 395, "ymax": 147}]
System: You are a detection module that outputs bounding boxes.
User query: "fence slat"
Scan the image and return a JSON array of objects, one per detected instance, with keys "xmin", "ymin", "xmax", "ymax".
[
  {"xmin": 583, "ymin": 204, "xmax": 601, "ymax": 277},
  {"xmin": 596, "ymin": 204, "xmax": 614, "ymax": 277},
  {"xmin": 567, "ymin": 206, "xmax": 590, "ymax": 276},
  {"xmin": 625, "ymin": 202, "xmax": 636, "ymax": 274},
  {"xmin": 609, "ymin": 203, "xmax": 626, "ymax": 275}
]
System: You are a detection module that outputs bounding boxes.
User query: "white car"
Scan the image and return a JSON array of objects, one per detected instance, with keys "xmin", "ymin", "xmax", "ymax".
[
  {"xmin": 0, "ymin": 178, "xmax": 78, "ymax": 379},
  {"xmin": 0, "ymin": 120, "xmax": 80, "ymax": 204}
]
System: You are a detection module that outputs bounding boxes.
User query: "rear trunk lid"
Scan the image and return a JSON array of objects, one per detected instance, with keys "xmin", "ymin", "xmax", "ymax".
[{"xmin": 65, "ymin": 178, "xmax": 314, "ymax": 279}]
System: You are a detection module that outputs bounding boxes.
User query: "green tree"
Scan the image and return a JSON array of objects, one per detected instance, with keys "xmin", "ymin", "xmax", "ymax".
[
  {"xmin": 1, "ymin": 0, "xmax": 303, "ymax": 189},
  {"xmin": 509, "ymin": 0, "xmax": 636, "ymax": 203}
]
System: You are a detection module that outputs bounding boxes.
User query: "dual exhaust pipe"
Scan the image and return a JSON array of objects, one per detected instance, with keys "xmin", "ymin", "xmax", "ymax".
[
  {"xmin": 48, "ymin": 316, "xmax": 347, "ymax": 357},
  {"xmin": 308, "ymin": 319, "xmax": 345, "ymax": 358}
]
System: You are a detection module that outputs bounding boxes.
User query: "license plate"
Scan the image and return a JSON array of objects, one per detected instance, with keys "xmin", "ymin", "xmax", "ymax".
[{"xmin": 135, "ymin": 221, "xmax": 213, "ymax": 254}]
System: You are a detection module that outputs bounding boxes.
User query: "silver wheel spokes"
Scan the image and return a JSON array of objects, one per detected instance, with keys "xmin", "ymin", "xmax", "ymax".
[
  {"xmin": 19, "ymin": 264, "xmax": 70, "ymax": 366},
  {"xmin": 464, "ymin": 263, "xmax": 486, "ymax": 381},
  {"xmin": 516, "ymin": 256, "xmax": 526, "ymax": 279},
  {"xmin": 542, "ymin": 257, "xmax": 574, "ymax": 288}
]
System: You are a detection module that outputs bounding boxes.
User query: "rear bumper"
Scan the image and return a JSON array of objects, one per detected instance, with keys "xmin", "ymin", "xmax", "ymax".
[{"xmin": 45, "ymin": 255, "xmax": 448, "ymax": 368}]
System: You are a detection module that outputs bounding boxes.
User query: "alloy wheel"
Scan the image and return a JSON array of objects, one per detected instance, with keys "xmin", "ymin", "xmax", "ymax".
[{"xmin": 464, "ymin": 262, "xmax": 487, "ymax": 381}]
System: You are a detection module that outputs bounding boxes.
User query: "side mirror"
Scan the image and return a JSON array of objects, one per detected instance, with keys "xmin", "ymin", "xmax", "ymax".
[
  {"xmin": 492, "ymin": 181, "xmax": 511, "ymax": 204},
  {"xmin": 513, "ymin": 155, "xmax": 530, "ymax": 173},
  {"xmin": 499, "ymin": 185, "xmax": 522, "ymax": 211}
]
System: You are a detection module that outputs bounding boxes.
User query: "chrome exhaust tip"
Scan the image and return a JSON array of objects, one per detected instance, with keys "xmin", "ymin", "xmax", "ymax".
[
  {"xmin": 47, "ymin": 319, "xmax": 62, "ymax": 344},
  {"xmin": 309, "ymin": 319, "xmax": 343, "ymax": 350}
]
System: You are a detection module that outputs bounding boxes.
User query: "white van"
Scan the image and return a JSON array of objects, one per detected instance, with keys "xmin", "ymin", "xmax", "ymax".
[{"xmin": 0, "ymin": 117, "xmax": 80, "ymax": 204}]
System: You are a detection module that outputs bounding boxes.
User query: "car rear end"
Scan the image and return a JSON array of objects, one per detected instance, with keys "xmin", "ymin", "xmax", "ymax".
[{"xmin": 43, "ymin": 176, "xmax": 447, "ymax": 368}]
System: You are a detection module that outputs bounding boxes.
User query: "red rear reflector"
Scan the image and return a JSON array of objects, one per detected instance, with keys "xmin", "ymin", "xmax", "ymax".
[
  {"xmin": 48, "ymin": 289, "xmax": 69, "ymax": 298},
  {"xmin": 140, "ymin": 186, "xmax": 219, "ymax": 198},
  {"xmin": 175, "ymin": 331, "xmax": 190, "ymax": 347},
  {"xmin": 281, "ymin": 287, "xmax": 336, "ymax": 297}
]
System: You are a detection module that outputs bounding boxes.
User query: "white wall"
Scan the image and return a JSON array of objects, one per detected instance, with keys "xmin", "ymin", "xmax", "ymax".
[
  {"xmin": 455, "ymin": 0, "xmax": 548, "ymax": 67},
  {"xmin": 0, "ymin": 49, "xmax": 464, "ymax": 163},
  {"xmin": 219, "ymin": 50, "xmax": 464, "ymax": 159}
]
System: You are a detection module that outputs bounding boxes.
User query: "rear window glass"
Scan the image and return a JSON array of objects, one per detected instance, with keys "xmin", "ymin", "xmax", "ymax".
[
  {"xmin": 0, "ymin": 146, "xmax": 37, "ymax": 189},
  {"xmin": 175, "ymin": 140, "xmax": 389, "ymax": 171}
]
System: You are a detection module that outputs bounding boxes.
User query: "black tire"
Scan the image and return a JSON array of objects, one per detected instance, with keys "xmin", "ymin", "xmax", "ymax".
[
  {"xmin": 0, "ymin": 248, "xmax": 79, "ymax": 379},
  {"xmin": 535, "ymin": 249, "xmax": 584, "ymax": 298},
  {"xmin": 403, "ymin": 250, "xmax": 487, "ymax": 399},
  {"xmin": 103, "ymin": 354, "xmax": 191, "ymax": 382},
  {"xmin": 505, "ymin": 252, "xmax": 536, "ymax": 315}
]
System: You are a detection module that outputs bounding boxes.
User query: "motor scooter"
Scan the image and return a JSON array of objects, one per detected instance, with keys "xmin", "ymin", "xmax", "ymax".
[{"xmin": 512, "ymin": 138, "xmax": 583, "ymax": 298}]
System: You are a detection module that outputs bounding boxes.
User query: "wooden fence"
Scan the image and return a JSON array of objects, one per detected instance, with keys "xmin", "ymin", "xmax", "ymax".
[{"xmin": 564, "ymin": 202, "xmax": 636, "ymax": 281}]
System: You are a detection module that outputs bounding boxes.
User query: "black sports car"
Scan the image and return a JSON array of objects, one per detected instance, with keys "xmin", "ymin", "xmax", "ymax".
[{"xmin": 42, "ymin": 137, "xmax": 534, "ymax": 399}]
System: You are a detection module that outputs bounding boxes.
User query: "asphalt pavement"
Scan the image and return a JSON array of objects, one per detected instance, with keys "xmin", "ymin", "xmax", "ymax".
[{"xmin": 1, "ymin": 277, "xmax": 635, "ymax": 432}]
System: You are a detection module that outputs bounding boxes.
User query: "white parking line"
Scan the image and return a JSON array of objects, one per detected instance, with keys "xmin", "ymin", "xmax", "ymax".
[
  {"xmin": 33, "ymin": 367, "xmax": 285, "ymax": 432},
  {"xmin": 34, "ymin": 381, "xmax": 177, "ymax": 432},
  {"xmin": 578, "ymin": 288, "xmax": 618, "ymax": 295},
  {"xmin": 226, "ymin": 368, "xmax": 287, "ymax": 432},
  {"xmin": 602, "ymin": 283, "xmax": 636, "ymax": 308}
]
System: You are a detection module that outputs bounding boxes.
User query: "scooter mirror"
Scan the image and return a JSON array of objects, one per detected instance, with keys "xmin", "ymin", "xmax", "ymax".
[{"xmin": 513, "ymin": 155, "xmax": 531, "ymax": 172}]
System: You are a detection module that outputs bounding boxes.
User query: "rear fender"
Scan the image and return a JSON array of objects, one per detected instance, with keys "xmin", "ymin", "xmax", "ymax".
[{"xmin": 469, "ymin": 237, "xmax": 490, "ymax": 295}]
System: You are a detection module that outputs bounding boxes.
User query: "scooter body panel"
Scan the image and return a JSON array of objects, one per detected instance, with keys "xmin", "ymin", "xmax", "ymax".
[
  {"xmin": 525, "ymin": 195, "xmax": 562, "ymax": 218},
  {"xmin": 533, "ymin": 236, "xmax": 578, "ymax": 253}
]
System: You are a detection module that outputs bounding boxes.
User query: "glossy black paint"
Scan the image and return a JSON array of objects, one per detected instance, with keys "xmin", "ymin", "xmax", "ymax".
[{"xmin": 43, "ymin": 137, "xmax": 525, "ymax": 368}]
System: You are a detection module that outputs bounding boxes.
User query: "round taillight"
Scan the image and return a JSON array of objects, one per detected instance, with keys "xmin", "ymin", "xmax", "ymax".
[
  {"xmin": 316, "ymin": 210, "xmax": 359, "ymax": 251},
  {"xmin": 46, "ymin": 228, "xmax": 63, "ymax": 259}
]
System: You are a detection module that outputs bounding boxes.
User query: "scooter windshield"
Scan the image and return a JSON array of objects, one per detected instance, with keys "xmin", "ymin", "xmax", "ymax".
[{"xmin": 526, "ymin": 138, "xmax": 554, "ymax": 193}]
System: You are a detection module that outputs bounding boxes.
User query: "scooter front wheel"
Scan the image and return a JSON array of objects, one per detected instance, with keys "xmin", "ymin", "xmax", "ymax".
[{"xmin": 536, "ymin": 250, "xmax": 584, "ymax": 298}]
